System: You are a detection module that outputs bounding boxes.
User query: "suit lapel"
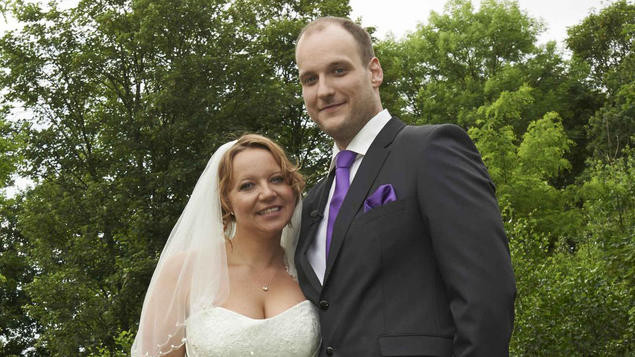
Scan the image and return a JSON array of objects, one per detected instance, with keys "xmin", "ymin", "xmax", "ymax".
[
  {"xmin": 323, "ymin": 118, "xmax": 406, "ymax": 283},
  {"xmin": 297, "ymin": 171, "xmax": 335, "ymax": 297}
]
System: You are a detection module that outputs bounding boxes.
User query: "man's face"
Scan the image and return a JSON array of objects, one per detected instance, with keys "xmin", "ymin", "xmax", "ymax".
[{"xmin": 296, "ymin": 24, "xmax": 382, "ymax": 148}]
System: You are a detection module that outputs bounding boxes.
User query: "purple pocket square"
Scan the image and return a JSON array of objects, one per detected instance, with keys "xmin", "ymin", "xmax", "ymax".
[{"xmin": 364, "ymin": 184, "xmax": 397, "ymax": 213}]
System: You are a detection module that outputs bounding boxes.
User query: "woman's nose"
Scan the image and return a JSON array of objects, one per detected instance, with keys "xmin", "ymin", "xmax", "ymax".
[{"xmin": 259, "ymin": 184, "xmax": 277, "ymax": 200}]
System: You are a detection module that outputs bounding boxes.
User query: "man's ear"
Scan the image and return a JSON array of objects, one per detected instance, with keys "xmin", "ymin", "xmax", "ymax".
[{"xmin": 368, "ymin": 57, "xmax": 383, "ymax": 88}]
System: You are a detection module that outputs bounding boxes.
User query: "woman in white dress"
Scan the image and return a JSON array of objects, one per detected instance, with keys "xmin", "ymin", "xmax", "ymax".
[{"xmin": 131, "ymin": 134, "xmax": 320, "ymax": 357}]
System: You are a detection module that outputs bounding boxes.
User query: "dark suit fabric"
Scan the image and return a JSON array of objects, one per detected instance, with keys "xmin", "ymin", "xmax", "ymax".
[{"xmin": 295, "ymin": 118, "xmax": 516, "ymax": 357}]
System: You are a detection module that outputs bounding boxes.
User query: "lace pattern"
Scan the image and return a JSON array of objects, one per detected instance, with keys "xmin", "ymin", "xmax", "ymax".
[{"xmin": 185, "ymin": 300, "xmax": 320, "ymax": 357}]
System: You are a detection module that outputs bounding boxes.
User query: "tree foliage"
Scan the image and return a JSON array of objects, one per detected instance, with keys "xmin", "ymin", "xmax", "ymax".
[
  {"xmin": 511, "ymin": 152, "xmax": 634, "ymax": 356},
  {"xmin": 0, "ymin": 0, "xmax": 633, "ymax": 355},
  {"xmin": 566, "ymin": 0, "xmax": 634, "ymax": 91},
  {"xmin": 567, "ymin": 0, "xmax": 634, "ymax": 160},
  {"xmin": 377, "ymin": 0, "xmax": 542, "ymax": 127},
  {"xmin": 0, "ymin": 0, "xmax": 348, "ymax": 354},
  {"xmin": 1, "ymin": 196, "xmax": 47, "ymax": 357},
  {"xmin": 377, "ymin": 0, "xmax": 633, "ymax": 354}
]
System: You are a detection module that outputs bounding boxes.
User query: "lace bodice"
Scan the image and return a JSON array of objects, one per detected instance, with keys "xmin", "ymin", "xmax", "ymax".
[{"xmin": 185, "ymin": 300, "xmax": 320, "ymax": 356}]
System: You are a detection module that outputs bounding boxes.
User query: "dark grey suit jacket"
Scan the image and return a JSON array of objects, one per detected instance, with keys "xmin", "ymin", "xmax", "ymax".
[{"xmin": 295, "ymin": 118, "xmax": 516, "ymax": 357}]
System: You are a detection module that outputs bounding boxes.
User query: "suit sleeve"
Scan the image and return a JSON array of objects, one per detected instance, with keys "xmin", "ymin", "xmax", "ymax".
[{"xmin": 415, "ymin": 124, "xmax": 516, "ymax": 356}]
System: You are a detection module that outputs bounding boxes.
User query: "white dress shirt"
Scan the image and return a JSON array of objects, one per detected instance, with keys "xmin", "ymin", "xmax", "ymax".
[{"xmin": 307, "ymin": 109, "xmax": 392, "ymax": 283}]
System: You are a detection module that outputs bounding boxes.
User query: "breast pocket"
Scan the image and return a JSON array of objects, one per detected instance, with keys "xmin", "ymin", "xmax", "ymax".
[
  {"xmin": 355, "ymin": 197, "xmax": 408, "ymax": 225},
  {"xmin": 351, "ymin": 197, "xmax": 416, "ymax": 250}
]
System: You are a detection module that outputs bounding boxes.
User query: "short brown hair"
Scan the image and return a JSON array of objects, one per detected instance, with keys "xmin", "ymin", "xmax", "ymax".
[
  {"xmin": 296, "ymin": 16, "xmax": 375, "ymax": 64},
  {"xmin": 218, "ymin": 134, "xmax": 304, "ymax": 234}
]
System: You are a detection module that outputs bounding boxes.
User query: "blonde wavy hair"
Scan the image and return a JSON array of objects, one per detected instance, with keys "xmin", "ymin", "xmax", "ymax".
[{"xmin": 217, "ymin": 134, "xmax": 305, "ymax": 237}]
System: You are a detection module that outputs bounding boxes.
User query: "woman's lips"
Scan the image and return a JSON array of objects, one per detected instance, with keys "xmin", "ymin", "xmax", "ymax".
[{"xmin": 257, "ymin": 206, "xmax": 282, "ymax": 215}]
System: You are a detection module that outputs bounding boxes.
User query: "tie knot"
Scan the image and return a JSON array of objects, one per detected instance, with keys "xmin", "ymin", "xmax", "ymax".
[{"xmin": 335, "ymin": 150, "xmax": 356, "ymax": 169}]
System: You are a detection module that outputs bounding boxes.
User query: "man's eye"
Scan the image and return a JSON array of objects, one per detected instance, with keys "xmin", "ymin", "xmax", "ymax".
[
  {"xmin": 302, "ymin": 76, "xmax": 317, "ymax": 85},
  {"xmin": 334, "ymin": 67, "xmax": 345, "ymax": 74}
]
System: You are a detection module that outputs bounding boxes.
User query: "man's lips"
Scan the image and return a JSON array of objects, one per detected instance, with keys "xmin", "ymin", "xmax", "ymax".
[{"xmin": 319, "ymin": 102, "xmax": 345, "ymax": 112}]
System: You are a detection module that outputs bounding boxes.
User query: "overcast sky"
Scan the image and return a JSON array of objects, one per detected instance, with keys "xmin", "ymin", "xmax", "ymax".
[
  {"xmin": 0, "ymin": 0, "xmax": 617, "ymax": 195},
  {"xmin": 1, "ymin": 0, "xmax": 615, "ymax": 45},
  {"xmin": 350, "ymin": 0, "xmax": 613, "ymax": 45}
]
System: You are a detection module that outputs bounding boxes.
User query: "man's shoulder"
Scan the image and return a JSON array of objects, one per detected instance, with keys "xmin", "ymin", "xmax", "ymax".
[
  {"xmin": 401, "ymin": 122, "xmax": 465, "ymax": 135},
  {"xmin": 393, "ymin": 121, "xmax": 463, "ymax": 143},
  {"xmin": 389, "ymin": 122, "xmax": 475, "ymax": 159}
]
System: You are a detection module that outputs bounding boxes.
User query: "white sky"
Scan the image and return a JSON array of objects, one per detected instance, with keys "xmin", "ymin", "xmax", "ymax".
[
  {"xmin": 1, "ymin": 0, "xmax": 616, "ymax": 45},
  {"xmin": 351, "ymin": 0, "xmax": 615, "ymax": 45},
  {"xmin": 0, "ymin": 0, "xmax": 618, "ymax": 196}
]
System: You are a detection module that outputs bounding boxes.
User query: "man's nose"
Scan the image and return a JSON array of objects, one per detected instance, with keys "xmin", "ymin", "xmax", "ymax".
[{"xmin": 317, "ymin": 77, "xmax": 335, "ymax": 98}]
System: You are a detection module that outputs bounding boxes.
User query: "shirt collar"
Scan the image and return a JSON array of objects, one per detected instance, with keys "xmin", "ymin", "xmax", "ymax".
[{"xmin": 328, "ymin": 109, "xmax": 392, "ymax": 170}]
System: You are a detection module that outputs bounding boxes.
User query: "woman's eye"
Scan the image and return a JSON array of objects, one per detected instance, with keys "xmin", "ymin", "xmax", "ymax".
[
  {"xmin": 271, "ymin": 176, "xmax": 284, "ymax": 184},
  {"xmin": 239, "ymin": 182, "xmax": 254, "ymax": 191}
]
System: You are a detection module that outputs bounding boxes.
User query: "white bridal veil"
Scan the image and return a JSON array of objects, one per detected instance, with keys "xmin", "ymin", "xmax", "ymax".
[{"xmin": 131, "ymin": 140, "xmax": 302, "ymax": 356}]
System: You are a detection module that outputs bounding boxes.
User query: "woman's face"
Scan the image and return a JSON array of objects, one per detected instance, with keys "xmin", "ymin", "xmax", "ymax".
[{"xmin": 227, "ymin": 148, "xmax": 296, "ymax": 238}]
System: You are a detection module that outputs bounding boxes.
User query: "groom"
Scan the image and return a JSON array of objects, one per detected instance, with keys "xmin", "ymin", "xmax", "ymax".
[{"xmin": 294, "ymin": 17, "xmax": 516, "ymax": 357}]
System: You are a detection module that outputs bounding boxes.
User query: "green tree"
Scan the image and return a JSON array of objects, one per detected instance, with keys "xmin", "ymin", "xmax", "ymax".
[
  {"xmin": 377, "ymin": 1, "xmax": 601, "ymax": 186},
  {"xmin": 566, "ymin": 0, "xmax": 634, "ymax": 92},
  {"xmin": 0, "ymin": 89, "xmax": 38, "ymax": 356},
  {"xmin": 377, "ymin": 0, "xmax": 542, "ymax": 127},
  {"xmin": 489, "ymin": 44, "xmax": 602, "ymax": 184},
  {"xmin": 511, "ymin": 241, "xmax": 633, "ymax": 356},
  {"xmin": 2, "ymin": 0, "xmax": 632, "ymax": 355},
  {"xmin": 469, "ymin": 88, "xmax": 579, "ymax": 245},
  {"xmin": 0, "ymin": 121, "xmax": 44, "ymax": 356},
  {"xmin": 586, "ymin": 78, "xmax": 634, "ymax": 160},
  {"xmin": 0, "ymin": 0, "xmax": 349, "ymax": 354},
  {"xmin": 567, "ymin": 0, "xmax": 634, "ymax": 159},
  {"xmin": 0, "ymin": 196, "xmax": 50, "ymax": 357},
  {"xmin": 511, "ymin": 153, "xmax": 634, "ymax": 356},
  {"xmin": 579, "ymin": 152, "xmax": 634, "ymax": 286},
  {"xmin": 0, "ymin": 108, "xmax": 20, "ymax": 189}
]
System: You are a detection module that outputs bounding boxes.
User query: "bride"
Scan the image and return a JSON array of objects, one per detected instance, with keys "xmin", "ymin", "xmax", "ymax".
[{"xmin": 131, "ymin": 134, "xmax": 320, "ymax": 356}]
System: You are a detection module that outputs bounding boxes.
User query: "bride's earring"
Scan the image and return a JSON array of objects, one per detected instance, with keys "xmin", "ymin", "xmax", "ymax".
[{"xmin": 225, "ymin": 213, "xmax": 236, "ymax": 240}]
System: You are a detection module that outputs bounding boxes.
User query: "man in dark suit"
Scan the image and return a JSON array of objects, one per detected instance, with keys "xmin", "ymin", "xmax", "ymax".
[{"xmin": 294, "ymin": 17, "xmax": 516, "ymax": 356}]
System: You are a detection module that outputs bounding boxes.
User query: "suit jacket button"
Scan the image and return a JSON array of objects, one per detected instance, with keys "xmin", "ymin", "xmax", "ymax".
[
  {"xmin": 326, "ymin": 346, "xmax": 334, "ymax": 355},
  {"xmin": 319, "ymin": 300, "xmax": 329, "ymax": 310}
]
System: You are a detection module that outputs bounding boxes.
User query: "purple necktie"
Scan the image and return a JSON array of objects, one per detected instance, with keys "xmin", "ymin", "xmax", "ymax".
[{"xmin": 326, "ymin": 150, "xmax": 357, "ymax": 258}]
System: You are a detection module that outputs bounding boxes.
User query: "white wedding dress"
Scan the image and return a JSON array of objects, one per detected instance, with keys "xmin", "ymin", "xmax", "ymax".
[{"xmin": 185, "ymin": 300, "xmax": 320, "ymax": 356}]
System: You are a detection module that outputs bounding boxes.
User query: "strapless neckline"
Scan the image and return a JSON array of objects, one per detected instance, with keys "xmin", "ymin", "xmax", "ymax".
[
  {"xmin": 185, "ymin": 298, "xmax": 320, "ymax": 356},
  {"xmin": 214, "ymin": 300, "xmax": 311, "ymax": 321}
]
